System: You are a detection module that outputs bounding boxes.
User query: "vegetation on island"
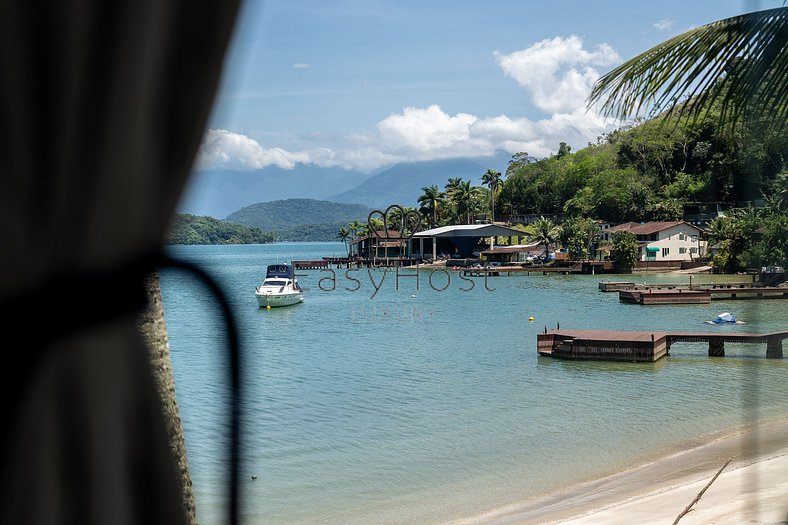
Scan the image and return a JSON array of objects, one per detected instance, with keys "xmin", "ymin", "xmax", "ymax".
[{"xmin": 167, "ymin": 214, "xmax": 275, "ymax": 245}]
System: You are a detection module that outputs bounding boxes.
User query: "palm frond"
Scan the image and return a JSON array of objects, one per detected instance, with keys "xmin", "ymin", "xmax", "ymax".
[{"xmin": 588, "ymin": 7, "xmax": 788, "ymax": 130}]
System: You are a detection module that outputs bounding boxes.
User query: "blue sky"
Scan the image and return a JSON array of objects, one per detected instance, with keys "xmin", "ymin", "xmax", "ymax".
[{"xmin": 198, "ymin": 0, "xmax": 774, "ymax": 173}]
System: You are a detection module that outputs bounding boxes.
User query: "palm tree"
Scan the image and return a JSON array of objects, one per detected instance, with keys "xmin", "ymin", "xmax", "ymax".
[
  {"xmin": 443, "ymin": 178, "xmax": 465, "ymax": 224},
  {"xmin": 337, "ymin": 227, "xmax": 351, "ymax": 256},
  {"xmin": 532, "ymin": 216, "xmax": 559, "ymax": 260},
  {"xmin": 348, "ymin": 220, "xmax": 364, "ymax": 238},
  {"xmin": 705, "ymin": 215, "xmax": 734, "ymax": 247},
  {"xmin": 481, "ymin": 169, "xmax": 502, "ymax": 223},
  {"xmin": 454, "ymin": 180, "xmax": 483, "ymax": 224},
  {"xmin": 347, "ymin": 220, "xmax": 365, "ymax": 256},
  {"xmin": 417, "ymin": 185, "xmax": 445, "ymax": 227},
  {"xmin": 588, "ymin": 7, "xmax": 788, "ymax": 131}
]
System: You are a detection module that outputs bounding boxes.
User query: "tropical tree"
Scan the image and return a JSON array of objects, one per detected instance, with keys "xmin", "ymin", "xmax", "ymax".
[
  {"xmin": 453, "ymin": 180, "xmax": 484, "ymax": 224},
  {"xmin": 481, "ymin": 169, "xmax": 502, "ymax": 222},
  {"xmin": 417, "ymin": 185, "xmax": 445, "ymax": 227},
  {"xmin": 506, "ymin": 151, "xmax": 536, "ymax": 177},
  {"xmin": 337, "ymin": 227, "xmax": 351, "ymax": 256},
  {"xmin": 589, "ymin": 7, "xmax": 788, "ymax": 133},
  {"xmin": 559, "ymin": 217, "xmax": 598, "ymax": 260},
  {"xmin": 611, "ymin": 230, "xmax": 639, "ymax": 270},
  {"xmin": 532, "ymin": 216, "xmax": 559, "ymax": 260},
  {"xmin": 348, "ymin": 220, "xmax": 365, "ymax": 237}
]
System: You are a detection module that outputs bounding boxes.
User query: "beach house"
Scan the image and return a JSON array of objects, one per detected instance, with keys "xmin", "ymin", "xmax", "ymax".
[{"xmin": 605, "ymin": 221, "xmax": 705, "ymax": 261}]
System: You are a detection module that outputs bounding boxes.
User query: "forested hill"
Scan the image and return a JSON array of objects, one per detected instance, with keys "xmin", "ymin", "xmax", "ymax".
[
  {"xmin": 167, "ymin": 214, "xmax": 275, "ymax": 245},
  {"xmin": 497, "ymin": 108, "xmax": 788, "ymax": 224},
  {"xmin": 225, "ymin": 198, "xmax": 373, "ymax": 242}
]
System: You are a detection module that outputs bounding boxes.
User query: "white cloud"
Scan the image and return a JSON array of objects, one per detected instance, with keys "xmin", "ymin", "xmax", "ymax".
[
  {"xmin": 494, "ymin": 35, "xmax": 620, "ymax": 114},
  {"xmin": 653, "ymin": 19, "xmax": 674, "ymax": 31},
  {"xmin": 377, "ymin": 105, "xmax": 478, "ymax": 153},
  {"xmin": 197, "ymin": 129, "xmax": 309, "ymax": 170},
  {"xmin": 293, "ymin": 63, "xmax": 311, "ymax": 69},
  {"xmin": 201, "ymin": 36, "xmax": 624, "ymax": 172}
]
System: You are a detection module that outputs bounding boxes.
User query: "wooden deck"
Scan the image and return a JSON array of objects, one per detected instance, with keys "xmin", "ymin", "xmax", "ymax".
[
  {"xmin": 537, "ymin": 329, "xmax": 788, "ymax": 361},
  {"xmin": 598, "ymin": 281, "xmax": 761, "ymax": 292},
  {"xmin": 461, "ymin": 263, "xmax": 584, "ymax": 277},
  {"xmin": 294, "ymin": 257, "xmax": 421, "ymax": 269},
  {"xmin": 618, "ymin": 287, "xmax": 788, "ymax": 304}
]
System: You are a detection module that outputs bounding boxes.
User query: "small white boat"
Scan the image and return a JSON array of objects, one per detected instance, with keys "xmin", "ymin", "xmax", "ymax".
[
  {"xmin": 705, "ymin": 312, "xmax": 746, "ymax": 324},
  {"xmin": 255, "ymin": 264, "xmax": 304, "ymax": 308}
]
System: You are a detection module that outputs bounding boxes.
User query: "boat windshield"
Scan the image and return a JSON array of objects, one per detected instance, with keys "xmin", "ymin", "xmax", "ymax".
[{"xmin": 262, "ymin": 280, "xmax": 288, "ymax": 287}]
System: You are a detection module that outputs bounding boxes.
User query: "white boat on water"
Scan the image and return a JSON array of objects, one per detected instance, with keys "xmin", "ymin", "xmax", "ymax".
[{"xmin": 255, "ymin": 264, "xmax": 304, "ymax": 308}]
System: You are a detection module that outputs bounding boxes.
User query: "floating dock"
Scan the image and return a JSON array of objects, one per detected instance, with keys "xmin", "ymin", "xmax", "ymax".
[
  {"xmin": 537, "ymin": 329, "xmax": 788, "ymax": 362},
  {"xmin": 618, "ymin": 287, "xmax": 788, "ymax": 304},
  {"xmin": 598, "ymin": 281, "xmax": 761, "ymax": 292}
]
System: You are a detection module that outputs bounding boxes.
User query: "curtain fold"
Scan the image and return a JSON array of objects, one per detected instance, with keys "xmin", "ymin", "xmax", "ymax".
[{"xmin": 0, "ymin": 0, "xmax": 240, "ymax": 523}]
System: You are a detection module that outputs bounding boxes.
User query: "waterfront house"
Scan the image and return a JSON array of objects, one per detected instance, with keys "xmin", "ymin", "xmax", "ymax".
[
  {"xmin": 412, "ymin": 224, "xmax": 528, "ymax": 260},
  {"xmin": 351, "ymin": 230, "xmax": 407, "ymax": 258},
  {"xmin": 481, "ymin": 241, "xmax": 544, "ymax": 264},
  {"xmin": 606, "ymin": 221, "xmax": 705, "ymax": 261}
]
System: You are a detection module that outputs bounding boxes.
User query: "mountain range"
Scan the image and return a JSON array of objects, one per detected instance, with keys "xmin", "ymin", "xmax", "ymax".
[
  {"xmin": 178, "ymin": 155, "xmax": 509, "ymax": 218},
  {"xmin": 327, "ymin": 157, "xmax": 497, "ymax": 210}
]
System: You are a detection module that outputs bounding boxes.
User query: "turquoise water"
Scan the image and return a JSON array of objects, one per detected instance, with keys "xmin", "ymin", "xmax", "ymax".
[{"xmin": 160, "ymin": 243, "xmax": 788, "ymax": 525}]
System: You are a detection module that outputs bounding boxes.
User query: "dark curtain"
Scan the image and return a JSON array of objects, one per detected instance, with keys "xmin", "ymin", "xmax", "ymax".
[{"xmin": 0, "ymin": 1, "xmax": 240, "ymax": 523}]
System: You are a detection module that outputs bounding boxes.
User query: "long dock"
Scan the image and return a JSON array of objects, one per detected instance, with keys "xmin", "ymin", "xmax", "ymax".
[
  {"xmin": 461, "ymin": 262, "xmax": 584, "ymax": 276},
  {"xmin": 599, "ymin": 281, "xmax": 760, "ymax": 292},
  {"xmin": 618, "ymin": 287, "xmax": 788, "ymax": 304},
  {"xmin": 537, "ymin": 329, "xmax": 788, "ymax": 362}
]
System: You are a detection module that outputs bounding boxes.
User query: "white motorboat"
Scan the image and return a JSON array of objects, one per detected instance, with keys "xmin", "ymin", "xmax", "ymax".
[{"xmin": 255, "ymin": 264, "xmax": 304, "ymax": 308}]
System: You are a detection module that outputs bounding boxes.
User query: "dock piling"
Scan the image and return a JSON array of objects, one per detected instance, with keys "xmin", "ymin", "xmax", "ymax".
[
  {"xmin": 708, "ymin": 339, "xmax": 725, "ymax": 357},
  {"xmin": 767, "ymin": 337, "xmax": 784, "ymax": 358}
]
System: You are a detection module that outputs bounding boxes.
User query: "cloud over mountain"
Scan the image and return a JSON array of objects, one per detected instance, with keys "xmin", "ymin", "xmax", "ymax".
[
  {"xmin": 197, "ymin": 129, "xmax": 309, "ymax": 170},
  {"xmin": 198, "ymin": 36, "xmax": 621, "ymax": 173}
]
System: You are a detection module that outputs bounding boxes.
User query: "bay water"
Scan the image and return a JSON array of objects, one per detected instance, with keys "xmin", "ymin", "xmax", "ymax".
[{"xmin": 160, "ymin": 242, "xmax": 788, "ymax": 524}]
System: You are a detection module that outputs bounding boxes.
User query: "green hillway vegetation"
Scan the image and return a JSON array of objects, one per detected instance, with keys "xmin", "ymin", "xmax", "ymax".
[
  {"xmin": 167, "ymin": 214, "xmax": 275, "ymax": 245},
  {"xmin": 339, "ymin": 104, "xmax": 788, "ymax": 273}
]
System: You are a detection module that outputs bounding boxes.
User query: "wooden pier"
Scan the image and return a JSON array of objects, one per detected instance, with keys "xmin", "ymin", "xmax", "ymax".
[
  {"xmin": 537, "ymin": 329, "xmax": 788, "ymax": 362},
  {"xmin": 598, "ymin": 281, "xmax": 761, "ymax": 292},
  {"xmin": 618, "ymin": 287, "xmax": 788, "ymax": 304},
  {"xmin": 293, "ymin": 257, "xmax": 421, "ymax": 270},
  {"xmin": 461, "ymin": 262, "xmax": 584, "ymax": 277}
]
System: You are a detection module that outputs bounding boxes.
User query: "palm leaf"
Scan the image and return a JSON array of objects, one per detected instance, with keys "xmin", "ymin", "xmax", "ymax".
[{"xmin": 588, "ymin": 7, "xmax": 788, "ymax": 130}]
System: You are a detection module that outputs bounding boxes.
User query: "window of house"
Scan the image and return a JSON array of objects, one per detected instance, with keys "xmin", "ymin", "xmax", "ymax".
[
  {"xmin": 679, "ymin": 233, "xmax": 686, "ymax": 240},
  {"xmin": 690, "ymin": 247, "xmax": 697, "ymax": 254},
  {"xmin": 679, "ymin": 247, "xmax": 686, "ymax": 254},
  {"xmin": 662, "ymin": 247, "xmax": 670, "ymax": 257}
]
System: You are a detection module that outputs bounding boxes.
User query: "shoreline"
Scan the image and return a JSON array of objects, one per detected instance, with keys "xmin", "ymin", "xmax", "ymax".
[{"xmin": 463, "ymin": 418, "xmax": 788, "ymax": 524}]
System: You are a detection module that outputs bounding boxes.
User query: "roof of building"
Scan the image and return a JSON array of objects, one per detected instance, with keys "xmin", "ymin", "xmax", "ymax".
[
  {"xmin": 481, "ymin": 242, "xmax": 542, "ymax": 254},
  {"xmin": 413, "ymin": 224, "xmax": 526, "ymax": 238},
  {"xmin": 350, "ymin": 230, "xmax": 403, "ymax": 243},
  {"xmin": 608, "ymin": 221, "xmax": 703, "ymax": 236}
]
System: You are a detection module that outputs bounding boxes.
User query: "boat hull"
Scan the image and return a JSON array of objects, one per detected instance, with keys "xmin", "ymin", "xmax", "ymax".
[{"xmin": 255, "ymin": 291, "xmax": 304, "ymax": 308}]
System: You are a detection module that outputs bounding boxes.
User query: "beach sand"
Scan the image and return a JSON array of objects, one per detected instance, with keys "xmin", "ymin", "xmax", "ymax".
[{"xmin": 475, "ymin": 419, "xmax": 788, "ymax": 525}]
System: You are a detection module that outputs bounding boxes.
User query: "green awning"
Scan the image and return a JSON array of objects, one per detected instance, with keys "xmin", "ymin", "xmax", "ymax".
[{"xmin": 645, "ymin": 247, "xmax": 659, "ymax": 252}]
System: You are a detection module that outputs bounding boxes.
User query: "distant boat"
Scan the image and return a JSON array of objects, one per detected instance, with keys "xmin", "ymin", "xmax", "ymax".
[
  {"xmin": 705, "ymin": 312, "xmax": 746, "ymax": 324},
  {"xmin": 255, "ymin": 264, "xmax": 304, "ymax": 308}
]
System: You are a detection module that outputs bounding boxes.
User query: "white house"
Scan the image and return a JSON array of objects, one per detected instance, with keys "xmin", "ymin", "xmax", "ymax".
[{"xmin": 607, "ymin": 221, "xmax": 705, "ymax": 261}]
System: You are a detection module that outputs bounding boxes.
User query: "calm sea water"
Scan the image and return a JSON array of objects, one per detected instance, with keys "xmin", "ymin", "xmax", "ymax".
[{"xmin": 160, "ymin": 243, "xmax": 788, "ymax": 525}]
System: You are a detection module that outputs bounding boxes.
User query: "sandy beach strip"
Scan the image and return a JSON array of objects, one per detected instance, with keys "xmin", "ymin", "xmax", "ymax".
[{"xmin": 470, "ymin": 419, "xmax": 788, "ymax": 525}]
